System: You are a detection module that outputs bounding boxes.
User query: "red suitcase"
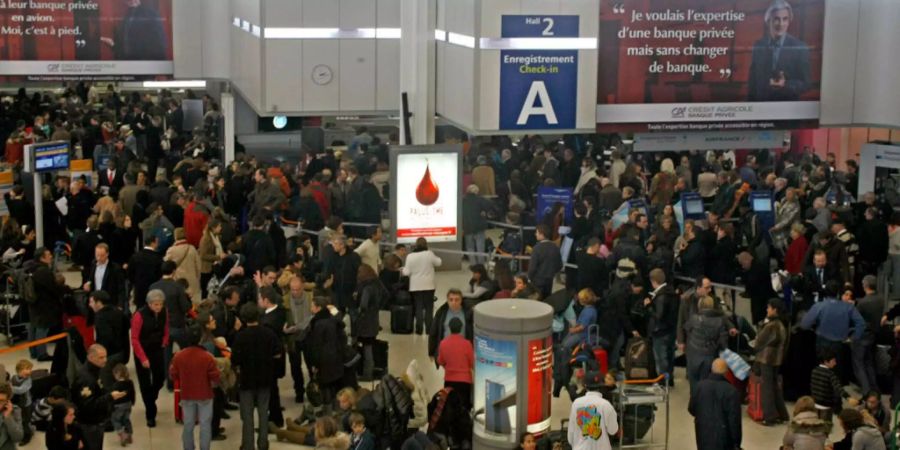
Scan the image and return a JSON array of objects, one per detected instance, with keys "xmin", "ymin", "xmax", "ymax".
[
  {"xmin": 174, "ymin": 379, "xmax": 183, "ymax": 423},
  {"xmin": 588, "ymin": 325, "xmax": 609, "ymax": 375},
  {"xmin": 747, "ymin": 373, "xmax": 763, "ymax": 422}
]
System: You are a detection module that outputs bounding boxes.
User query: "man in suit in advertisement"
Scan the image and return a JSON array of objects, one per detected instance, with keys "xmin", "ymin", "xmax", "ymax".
[
  {"xmin": 747, "ymin": 0, "xmax": 812, "ymax": 101},
  {"xmin": 100, "ymin": 0, "xmax": 168, "ymax": 61}
]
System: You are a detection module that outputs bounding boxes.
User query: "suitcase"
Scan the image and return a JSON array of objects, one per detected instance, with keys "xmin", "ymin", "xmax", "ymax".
[
  {"xmin": 747, "ymin": 373, "xmax": 763, "ymax": 422},
  {"xmin": 623, "ymin": 337, "xmax": 657, "ymax": 380},
  {"xmin": 358, "ymin": 340, "xmax": 389, "ymax": 379},
  {"xmin": 621, "ymin": 404, "xmax": 655, "ymax": 445},
  {"xmin": 724, "ymin": 369, "xmax": 748, "ymax": 404},
  {"xmin": 174, "ymin": 378, "xmax": 183, "ymax": 423},
  {"xmin": 391, "ymin": 303, "xmax": 414, "ymax": 334},
  {"xmin": 588, "ymin": 325, "xmax": 609, "ymax": 375}
]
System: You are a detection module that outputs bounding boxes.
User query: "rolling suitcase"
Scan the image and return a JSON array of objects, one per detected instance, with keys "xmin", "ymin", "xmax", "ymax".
[
  {"xmin": 174, "ymin": 378, "xmax": 183, "ymax": 423},
  {"xmin": 747, "ymin": 373, "xmax": 763, "ymax": 422},
  {"xmin": 587, "ymin": 325, "xmax": 609, "ymax": 375},
  {"xmin": 391, "ymin": 304, "xmax": 414, "ymax": 334}
]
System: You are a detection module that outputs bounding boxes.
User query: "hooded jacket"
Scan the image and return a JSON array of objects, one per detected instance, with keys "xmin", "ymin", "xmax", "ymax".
[
  {"xmin": 315, "ymin": 432, "xmax": 351, "ymax": 450},
  {"xmin": 683, "ymin": 308, "xmax": 729, "ymax": 358},
  {"xmin": 403, "ymin": 360, "xmax": 429, "ymax": 430},
  {"xmin": 781, "ymin": 411, "xmax": 829, "ymax": 450}
]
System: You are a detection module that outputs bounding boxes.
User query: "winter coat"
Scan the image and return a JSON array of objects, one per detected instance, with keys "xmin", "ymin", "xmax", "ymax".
[
  {"xmin": 402, "ymin": 250, "xmax": 442, "ymax": 292},
  {"xmin": 165, "ymin": 240, "xmax": 202, "ymax": 301},
  {"xmin": 684, "ymin": 309, "xmax": 729, "ymax": 359},
  {"xmin": 755, "ymin": 317, "xmax": 787, "ymax": 366},
  {"xmin": 30, "ymin": 263, "xmax": 64, "ymax": 328},
  {"xmin": 315, "ymin": 432, "xmax": 351, "ymax": 450},
  {"xmin": 352, "ymin": 279, "xmax": 383, "ymax": 339},
  {"xmin": 403, "ymin": 360, "xmax": 430, "ymax": 430},
  {"xmin": 305, "ymin": 309, "xmax": 345, "ymax": 384},
  {"xmin": 688, "ymin": 374, "xmax": 742, "ymax": 450},
  {"xmin": 782, "ymin": 411, "xmax": 829, "ymax": 450}
]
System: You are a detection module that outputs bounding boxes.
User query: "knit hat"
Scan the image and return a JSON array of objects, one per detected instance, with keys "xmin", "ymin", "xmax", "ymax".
[{"xmin": 615, "ymin": 258, "xmax": 637, "ymax": 279}]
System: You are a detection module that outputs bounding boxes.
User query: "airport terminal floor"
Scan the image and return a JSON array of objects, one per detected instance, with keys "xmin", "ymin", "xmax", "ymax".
[{"xmin": 1, "ymin": 266, "xmax": 846, "ymax": 450}]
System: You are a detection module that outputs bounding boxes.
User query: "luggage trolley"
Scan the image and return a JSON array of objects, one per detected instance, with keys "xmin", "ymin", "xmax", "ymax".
[{"xmin": 617, "ymin": 374, "xmax": 669, "ymax": 450}]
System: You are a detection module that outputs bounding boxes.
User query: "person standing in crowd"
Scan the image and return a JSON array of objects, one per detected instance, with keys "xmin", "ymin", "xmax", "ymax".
[
  {"xmin": 130, "ymin": 289, "xmax": 168, "ymax": 428},
  {"xmin": 353, "ymin": 226, "xmax": 382, "ymax": 273},
  {"xmin": 150, "ymin": 260, "xmax": 192, "ymax": 389},
  {"xmin": 305, "ymin": 296, "xmax": 346, "ymax": 413},
  {"xmin": 688, "ymin": 359, "xmax": 742, "ymax": 450},
  {"xmin": 462, "ymin": 184, "xmax": 490, "ymax": 264},
  {"xmin": 0, "ymin": 383, "xmax": 22, "ymax": 450},
  {"xmin": 323, "ymin": 235, "xmax": 362, "ymax": 316},
  {"xmin": 645, "ymin": 269, "xmax": 678, "ymax": 386},
  {"xmin": 166, "ymin": 227, "xmax": 202, "ymax": 302},
  {"xmin": 258, "ymin": 286, "xmax": 287, "ymax": 429},
  {"xmin": 242, "ymin": 215, "xmax": 276, "ymax": 278},
  {"xmin": 737, "ymin": 251, "xmax": 777, "ymax": 324},
  {"xmin": 437, "ymin": 318, "xmax": 474, "ymax": 411},
  {"xmin": 28, "ymin": 247, "xmax": 63, "ymax": 362},
  {"xmin": 755, "ymin": 299, "xmax": 789, "ymax": 425},
  {"xmin": 282, "ymin": 276, "xmax": 312, "ymax": 403},
  {"xmin": 88, "ymin": 291, "xmax": 129, "ymax": 386},
  {"xmin": 853, "ymin": 276, "xmax": 882, "ymax": 395},
  {"xmin": 403, "ymin": 238, "xmax": 442, "ymax": 335},
  {"xmin": 681, "ymin": 296, "xmax": 729, "ymax": 398},
  {"xmin": 232, "ymin": 303, "xmax": 281, "ymax": 450},
  {"xmin": 810, "ymin": 349, "xmax": 844, "ymax": 424},
  {"xmin": 529, "ymin": 224, "xmax": 562, "ymax": 298},
  {"xmin": 353, "ymin": 265, "xmax": 384, "ymax": 381},
  {"xmin": 128, "ymin": 235, "xmax": 164, "ymax": 310},
  {"xmin": 567, "ymin": 369, "xmax": 618, "ymax": 450},
  {"xmin": 198, "ymin": 219, "xmax": 226, "ymax": 298},
  {"xmin": 82, "ymin": 243, "xmax": 127, "ymax": 311},
  {"xmin": 856, "ymin": 207, "xmax": 889, "ymax": 279},
  {"xmin": 429, "ymin": 289, "xmax": 474, "ymax": 366},
  {"xmin": 73, "ymin": 345, "xmax": 127, "ymax": 450},
  {"xmin": 801, "ymin": 280, "xmax": 866, "ymax": 356},
  {"xmin": 169, "ymin": 326, "xmax": 221, "ymax": 450}
]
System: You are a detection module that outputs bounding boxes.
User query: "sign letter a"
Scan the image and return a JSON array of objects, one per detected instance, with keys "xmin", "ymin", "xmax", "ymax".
[{"xmin": 516, "ymin": 81, "xmax": 558, "ymax": 125}]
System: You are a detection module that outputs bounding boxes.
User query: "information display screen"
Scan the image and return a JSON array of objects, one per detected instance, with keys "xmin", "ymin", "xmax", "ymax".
[
  {"xmin": 394, "ymin": 151, "xmax": 459, "ymax": 244},
  {"xmin": 28, "ymin": 141, "xmax": 69, "ymax": 173}
]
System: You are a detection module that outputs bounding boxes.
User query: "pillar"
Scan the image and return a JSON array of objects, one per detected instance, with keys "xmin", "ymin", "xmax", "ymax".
[
  {"xmin": 221, "ymin": 91, "xmax": 236, "ymax": 165},
  {"xmin": 399, "ymin": 0, "xmax": 436, "ymax": 145}
]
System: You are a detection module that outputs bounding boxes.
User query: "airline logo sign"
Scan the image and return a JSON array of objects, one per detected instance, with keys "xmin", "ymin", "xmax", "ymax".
[{"xmin": 499, "ymin": 15, "xmax": 578, "ymax": 130}]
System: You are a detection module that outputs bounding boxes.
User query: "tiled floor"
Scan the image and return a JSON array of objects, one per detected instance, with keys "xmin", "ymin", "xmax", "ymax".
[{"xmin": 4, "ymin": 267, "xmax": 845, "ymax": 450}]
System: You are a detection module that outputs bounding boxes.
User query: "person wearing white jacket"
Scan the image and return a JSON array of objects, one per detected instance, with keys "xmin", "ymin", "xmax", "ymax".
[
  {"xmin": 567, "ymin": 370, "xmax": 618, "ymax": 450},
  {"xmin": 402, "ymin": 238, "xmax": 442, "ymax": 335},
  {"xmin": 402, "ymin": 359, "xmax": 430, "ymax": 431}
]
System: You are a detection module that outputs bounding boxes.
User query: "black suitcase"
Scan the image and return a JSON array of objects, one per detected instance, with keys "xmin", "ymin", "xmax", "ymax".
[
  {"xmin": 391, "ymin": 303, "xmax": 414, "ymax": 334},
  {"xmin": 623, "ymin": 337, "xmax": 657, "ymax": 380},
  {"xmin": 373, "ymin": 339, "xmax": 388, "ymax": 376}
]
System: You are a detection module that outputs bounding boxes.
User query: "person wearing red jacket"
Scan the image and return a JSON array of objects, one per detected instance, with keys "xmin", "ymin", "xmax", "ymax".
[
  {"xmin": 437, "ymin": 318, "xmax": 474, "ymax": 410},
  {"xmin": 183, "ymin": 196, "xmax": 210, "ymax": 248},
  {"xmin": 169, "ymin": 326, "xmax": 220, "ymax": 450}
]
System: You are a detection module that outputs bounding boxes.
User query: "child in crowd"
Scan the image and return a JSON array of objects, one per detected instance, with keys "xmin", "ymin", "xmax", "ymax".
[
  {"xmin": 31, "ymin": 385, "xmax": 68, "ymax": 432},
  {"xmin": 10, "ymin": 359, "xmax": 33, "ymax": 445},
  {"xmin": 810, "ymin": 349, "xmax": 845, "ymax": 424},
  {"xmin": 110, "ymin": 364, "xmax": 135, "ymax": 445},
  {"xmin": 349, "ymin": 412, "xmax": 375, "ymax": 450}
]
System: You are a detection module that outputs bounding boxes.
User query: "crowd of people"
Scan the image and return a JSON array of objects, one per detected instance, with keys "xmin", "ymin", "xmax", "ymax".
[{"xmin": 0, "ymin": 84, "xmax": 896, "ymax": 450}]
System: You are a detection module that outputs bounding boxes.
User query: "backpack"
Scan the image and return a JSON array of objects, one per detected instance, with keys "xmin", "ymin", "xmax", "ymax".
[
  {"xmin": 376, "ymin": 375, "xmax": 413, "ymax": 442},
  {"xmin": 426, "ymin": 388, "xmax": 472, "ymax": 450},
  {"xmin": 624, "ymin": 337, "xmax": 657, "ymax": 380},
  {"xmin": 18, "ymin": 269, "xmax": 36, "ymax": 305}
]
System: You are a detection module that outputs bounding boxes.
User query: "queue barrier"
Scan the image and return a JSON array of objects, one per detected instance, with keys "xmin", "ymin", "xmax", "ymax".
[{"xmin": 0, "ymin": 332, "xmax": 67, "ymax": 353}]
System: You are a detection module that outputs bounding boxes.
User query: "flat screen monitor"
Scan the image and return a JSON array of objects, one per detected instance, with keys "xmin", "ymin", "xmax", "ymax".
[
  {"xmin": 30, "ymin": 141, "xmax": 70, "ymax": 173},
  {"xmin": 684, "ymin": 198, "xmax": 705, "ymax": 215},
  {"xmin": 753, "ymin": 197, "xmax": 772, "ymax": 212}
]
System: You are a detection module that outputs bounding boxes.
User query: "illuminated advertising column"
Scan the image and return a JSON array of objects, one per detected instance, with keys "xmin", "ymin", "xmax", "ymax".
[
  {"xmin": 474, "ymin": 300, "xmax": 553, "ymax": 450},
  {"xmin": 389, "ymin": 144, "xmax": 463, "ymax": 269}
]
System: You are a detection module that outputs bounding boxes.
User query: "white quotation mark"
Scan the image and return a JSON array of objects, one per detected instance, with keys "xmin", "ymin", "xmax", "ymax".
[
  {"xmin": 613, "ymin": 4, "xmax": 626, "ymax": 14},
  {"xmin": 719, "ymin": 68, "xmax": 733, "ymax": 79}
]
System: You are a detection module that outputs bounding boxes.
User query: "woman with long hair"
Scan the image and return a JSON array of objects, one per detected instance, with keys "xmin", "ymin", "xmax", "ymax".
[
  {"xmin": 198, "ymin": 219, "xmax": 225, "ymax": 298},
  {"xmin": 781, "ymin": 396, "xmax": 829, "ymax": 450},
  {"xmin": 510, "ymin": 273, "xmax": 540, "ymax": 300},
  {"xmin": 353, "ymin": 264, "xmax": 384, "ymax": 380},
  {"xmin": 463, "ymin": 264, "xmax": 494, "ymax": 304},
  {"xmin": 45, "ymin": 402, "xmax": 85, "ymax": 450}
]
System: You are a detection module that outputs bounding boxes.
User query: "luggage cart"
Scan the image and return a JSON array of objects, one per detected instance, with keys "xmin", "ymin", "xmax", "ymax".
[
  {"xmin": 617, "ymin": 374, "xmax": 669, "ymax": 450},
  {"xmin": 0, "ymin": 269, "xmax": 28, "ymax": 345}
]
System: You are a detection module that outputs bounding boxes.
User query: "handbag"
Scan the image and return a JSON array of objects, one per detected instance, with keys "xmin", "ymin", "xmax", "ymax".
[{"xmin": 720, "ymin": 348, "xmax": 751, "ymax": 381}]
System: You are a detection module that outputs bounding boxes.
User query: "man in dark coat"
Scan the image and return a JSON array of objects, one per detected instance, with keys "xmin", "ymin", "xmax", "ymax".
[
  {"xmin": 528, "ymin": 224, "xmax": 562, "ymax": 298},
  {"xmin": 87, "ymin": 291, "xmax": 130, "ymax": 393},
  {"xmin": 738, "ymin": 251, "xmax": 777, "ymax": 324},
  {"xmin": 428, "ymin": 289, "xmax": 474, "ymax": 363},
  {"xmin": 28, "ymin": 247, "xmax": 64, "ymax": 361},
  {"xmin": 109, "ymin": 0, "xmax": 168, "ymax": 61},
  {"xmin": 304, "ymin": 296, "xmax": 346, "ymax": 413},
  {"xmin": 682, "ymin": 297, "xmax": 730, "ymax": 398},
  {"xmin": 73, "ymin": 344, "xmax": 129, "ymax": 450},
  {"xmin": 258, "ymin": 287, "xmax": 287, "ymax": 428},
  {"xmin": 688, "ymin": 358, "xmax": 742, "ymax": 450},
  {"xmin": 127, "ymin": 235, "xmax": 164, "ymax": 310},
  {"xmin": 856, "ymin": 206, "xmax": 889, "ymax": 278},
  {"xmin": 645, "ymin": 269, "xmax": 679, "ymax": 387},
  {"xmin": 240, "ymin": 215, "xmax": 276, "ymax": 278},
  {"xmin": 322, "ymin": 235, "xmax": 361, "ymax": 315},
  {"xmin": 747, "ymin": 0, "xmax": 810, "ymax": 101},
  {"xmin": 232, "ymin": 303, "xmax": 281, "ymax": 450}
]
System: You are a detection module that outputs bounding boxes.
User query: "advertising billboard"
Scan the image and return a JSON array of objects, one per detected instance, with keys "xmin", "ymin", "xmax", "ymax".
[
  {"xmin": 526, "ymin": 336, "xmax": 552, "ymax": 434},
  {"xmin": 597, "ymin": 0, "xmax": 824, "ymax": 132},
  {"xmin": 0, "ymin": 0, "xmax": 173, "ymax": 80},
  {"xmin": 474, "ymin": 335, "xmax": 518, "ymax": 435},
  {"xmin": 499, "ymin": 15, "xmax": 579, "ymax": 130},
  {"xmin": 394, "ymin": 149, "xmax": 460, "ymax": 244}
]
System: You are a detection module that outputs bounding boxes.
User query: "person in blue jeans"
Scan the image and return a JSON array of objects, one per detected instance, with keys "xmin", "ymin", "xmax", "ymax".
[
  {"xmin": 645, "ymin": 269, "xmax": 679, "ymax": 386},
  {"xmin": 562, "ymin": 289, "xmax": 598, "ymax": 352},
  {"xmin": 169, "ymin": 326, "xmax": 220, "ymax": 450}
]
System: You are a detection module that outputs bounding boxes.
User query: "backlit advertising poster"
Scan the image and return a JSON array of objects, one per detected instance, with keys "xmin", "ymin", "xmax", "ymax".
[
  {"xmin": 499, "ymin": 15, "xmax": 578, "ymax": 130},
  {"xmin": 474, "ymin": 335, "xmax": 517, "ymax": 436},
  {"xmin": 395, "ymin": 151, "xmax": 459, "ymax": 244},
  {"xmin": 527, "ymin": 336, "xmax": 552, "ymax": 434},
  {"xmin": 0, "ymin": 0, "xmax": 173, "ymax": 80},
  {"xmin": 597, "ymin": 0, "xmax": 824, "ymax": 132}
]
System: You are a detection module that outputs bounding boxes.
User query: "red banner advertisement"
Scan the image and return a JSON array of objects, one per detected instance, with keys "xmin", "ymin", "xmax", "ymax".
[
  {"xmin": 0, "ymin": 0, "xmax": 173, "ymax": 80},
  {"xmin": 597, "ymin": 0, "xmax": 824, "ymax": 132},
  {"xmin": 526, "ymin": 336, "xmax": 552, "ymax": 434}
]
